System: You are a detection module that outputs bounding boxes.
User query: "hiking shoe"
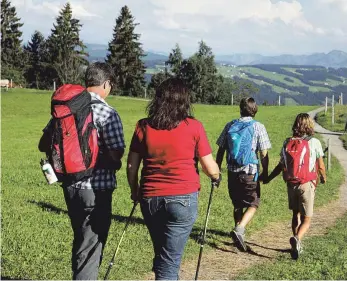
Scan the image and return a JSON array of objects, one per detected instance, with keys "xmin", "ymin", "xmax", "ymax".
[
  {"xmin": 289, "ymin": 236, "xmax": 302, "ymax": 260},
  {"xmin": 231, "ymin": 229, "xmax": 247, "ymax": 252}
]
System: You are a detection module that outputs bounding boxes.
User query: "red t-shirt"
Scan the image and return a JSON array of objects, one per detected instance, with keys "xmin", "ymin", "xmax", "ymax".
[{"xmin": 129, "ymin": 118, "xmax": 212, "ymax": 197}]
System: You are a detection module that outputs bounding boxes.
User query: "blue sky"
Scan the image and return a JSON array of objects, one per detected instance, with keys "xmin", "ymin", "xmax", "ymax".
[{"xmin": 12, "ymin": 0, "xmax": 347, "ymax": 55}]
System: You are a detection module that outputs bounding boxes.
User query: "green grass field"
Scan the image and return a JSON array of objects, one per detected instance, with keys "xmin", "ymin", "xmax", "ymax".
[
  {"xmin": 1, "ymin": 89, "xmax": 344, "ymax": 280},
  {"xmin": 237, "ymin": 213, "xmax": 347, "ymax": 280},
  {"xmin": 316, "ymin": 105, "xmax": 347, "ymax": 149}
]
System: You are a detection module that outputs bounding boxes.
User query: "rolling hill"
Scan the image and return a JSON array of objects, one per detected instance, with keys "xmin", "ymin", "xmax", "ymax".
[
  {"xmin": 215, "ymin": 50, "xmax": 347, "ymax": 68},
  {"xmin": 217, "ymin": 64, "xmax": 347, "ymax": 105},
  {"xmin": 84, "ymin": 43, "xmax": 347, "ymax": 105}
]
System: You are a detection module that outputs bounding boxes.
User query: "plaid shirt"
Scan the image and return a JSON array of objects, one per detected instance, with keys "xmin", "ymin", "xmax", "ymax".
[
  {"xmin": 44, "ymin": 92, "xmax": 125, "ymax": 190},
  {"xmin": 216, "ymin": 117, "xmax": 271, "ymax": 174}
]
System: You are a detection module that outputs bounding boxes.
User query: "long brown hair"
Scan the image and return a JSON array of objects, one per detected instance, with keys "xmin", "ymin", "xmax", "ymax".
[
  {"xmin": 146, "ymin": 77, "xmax": 193, "ymax": 130},
  {"xmin": 292, "ymin": 113, "xmax": 314, "ymax": 137}
]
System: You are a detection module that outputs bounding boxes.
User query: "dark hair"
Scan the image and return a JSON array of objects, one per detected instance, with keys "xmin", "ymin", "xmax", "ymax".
[
  {"xmin": 146, "ymin": 77, "xmax": 192, "ymax": 130},
  {"xmin": 85, "ymin": 62, "xmax": 115, "ymax": 88},
  {"xmin": 240, "ymin": 97, "xmax": 258, "ymax": 117},
  {"xmin": 292, "ymin": 113, "xmax": 314, "ymax": 137}
]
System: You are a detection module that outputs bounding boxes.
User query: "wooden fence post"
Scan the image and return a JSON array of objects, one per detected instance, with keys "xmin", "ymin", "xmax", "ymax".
[
  {"xmin": 325, "ymin": 96, "xmax": 328, "ymax": 114},
  {"xmin": 332, "ymin": 95, "xmax": 335, "ymax": 125},
  {"xmin": 327, "ymin": 138, "xmax": 331, "ymax": 170}
]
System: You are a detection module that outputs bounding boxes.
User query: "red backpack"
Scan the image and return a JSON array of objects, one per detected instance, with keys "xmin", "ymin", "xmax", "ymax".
[
  {"xmin": 282, "ymin": 137, "xmax": 317, "ymax": 184},
  {"xmin": 49, "ymin": 84, "xmax": 99, "ymax": 182}
]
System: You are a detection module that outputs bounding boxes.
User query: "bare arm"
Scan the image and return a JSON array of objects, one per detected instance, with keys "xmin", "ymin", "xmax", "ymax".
[
  {"xmin": 259, "ymin": 149, "xmax": 269, "ymax": 179},
  {"xmin": 199, "ymin": 153, "xmax": 220, "ymax": 180},
  {"xmin": 317, "ymin": 157, "xmax": 327, "ymax": 183},
  {"xmin": 216, "ymin": 147, "xmax": 225, "ymax": 170},
  {"xmin": 127, "ymin": 151, "xmax": 142, "ymax": 201},
  {"xmin": 265, "ymin": 162, "xmax": 283, "ymax": 183}
]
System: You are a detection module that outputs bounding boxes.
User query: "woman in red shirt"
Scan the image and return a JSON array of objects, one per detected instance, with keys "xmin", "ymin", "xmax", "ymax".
[{"xmin": 127, "ymin": 77, "xmax": 221, "ymax": 280}]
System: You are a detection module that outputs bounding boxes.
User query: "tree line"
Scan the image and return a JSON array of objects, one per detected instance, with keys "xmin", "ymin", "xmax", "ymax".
[{"xmin": 1, "ymin": 0, "xmax": 257, "ymax": 104}]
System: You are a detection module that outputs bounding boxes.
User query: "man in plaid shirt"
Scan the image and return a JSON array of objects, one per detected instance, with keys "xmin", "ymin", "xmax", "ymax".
[
  {"xmin": 39, "ymin": 62, "xmax": 125, "ymax": 280},
  {"xmin": 216, "ymin": 97, "xmax": 271, "ymax": 252}
]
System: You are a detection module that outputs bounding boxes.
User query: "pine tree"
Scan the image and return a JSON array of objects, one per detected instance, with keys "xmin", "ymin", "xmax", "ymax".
[
  {"xmin": 1, "ymin": 0, "xmax": 26, "ymax": 82},
  {"xmin": 24, "ymin": 31, "xmax": 48, "ymax": 89},
  {"xmin": 46, "ymin": 2, "xmax": 88, "ymax": 85},
  {"xmin": 107, "ymin": 6, "xmax": 146, "ymax": 96},
  {"xmin": 166, "ymin": 44, "xmax": 183, "ymax": 76},
  {"xmin": 180, "ymin": 41, "xmax": 220, "ymax": 103}
]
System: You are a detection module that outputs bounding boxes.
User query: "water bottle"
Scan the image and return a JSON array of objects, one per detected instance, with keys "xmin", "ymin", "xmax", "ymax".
[{"xmin": 40, "ymin": 159, "xmax": 58, "ymax": 184}]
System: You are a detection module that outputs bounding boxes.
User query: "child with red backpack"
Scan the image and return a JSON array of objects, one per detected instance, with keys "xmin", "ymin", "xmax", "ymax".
[{"xmin": 265, "ymin": 113, "xmax": 327, "ymax": 259}]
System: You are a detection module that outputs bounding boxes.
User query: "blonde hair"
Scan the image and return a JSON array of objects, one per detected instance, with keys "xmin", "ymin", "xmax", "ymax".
[{"xmin": 292, "ymin": 113, "xmax": 314, "ymax": 137}]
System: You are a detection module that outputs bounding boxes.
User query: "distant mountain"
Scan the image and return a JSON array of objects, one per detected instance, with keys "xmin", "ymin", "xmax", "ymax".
[
  {"xmin": 85, "ymin": 43, "xmax": 347, "ymax": 68},
  {"xmin": 85, "ymin": 43, "xmax": 167, "ymax": 63},
  {"xmin": 216, "ymin": 50, "xmax": 347, "ymax": 68}
]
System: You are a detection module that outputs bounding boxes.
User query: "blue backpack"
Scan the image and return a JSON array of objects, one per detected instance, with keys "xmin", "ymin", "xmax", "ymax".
[{"xmin": 227, "ymin": 120, "xmax": 259, "ymax": 166}]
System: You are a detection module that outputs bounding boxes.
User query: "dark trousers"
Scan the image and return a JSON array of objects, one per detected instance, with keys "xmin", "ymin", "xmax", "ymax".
[
  {"xmin": 140, "ymin": 192, "xmax": 198, "ymax": 280},
  {"xmin": 63, "ymin": 186, "xmax": 113, "ymax": 280}
]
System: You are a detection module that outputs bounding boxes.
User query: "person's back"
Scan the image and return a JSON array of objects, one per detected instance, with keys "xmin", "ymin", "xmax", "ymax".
[
  {"xmin": 38, "ymin": 62, "xmax": 125, "ymax": 280},
  {"xmin": 266, "ymin": 113, "xmax": 327, "ymax": 260},
  {"xmin": 130, "ymin": 117, "xmax": 211, "ymax": 197},
  {"xmin": 216, "ymin": 97, "xmax": 271, "ymax": 252},
  {"xmin": 127, "ymin": 77, "xmax": 221, "ymax": 280}
]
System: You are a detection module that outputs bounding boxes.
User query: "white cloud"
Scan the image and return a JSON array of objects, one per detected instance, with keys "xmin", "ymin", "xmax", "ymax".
[
  {"xmin": 321, "ymin": 0, "xmax": 347, "ymax": 12},
  {"xmin": 12, "ymin": 0, "xmax": 99, "ymax": 18},
  {"xmin": 11, "ymin": 0, "xmax": 347, "ymax": 55},
  {"xmin": 150, "ymin": 0, "xmax": 319, "ymax": 33}
]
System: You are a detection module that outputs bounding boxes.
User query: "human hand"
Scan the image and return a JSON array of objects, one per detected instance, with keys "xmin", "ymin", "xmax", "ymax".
[
  {"xmin": 131, "ymin": 185, "xmax": 140, "ymax": 203},
  {"xmin": 259, "ymin": 173, "xmax": 269, "ymax": 184},
  {"xmin": 212, "ymin": 173, "xmax": 222, "ymax": 188},
  {"xmin": 320, "ymin": 175, "xmax": 326, "ymax": 184}
]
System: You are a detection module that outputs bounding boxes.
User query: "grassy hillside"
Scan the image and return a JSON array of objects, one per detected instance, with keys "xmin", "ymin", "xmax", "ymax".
[
  {"xmin": 1, "ymin": 89, "xmax": 344, "ymax": 280},
  {"xmin": 146, "ymin": 65, "xmax": 347, "ymax": 105}
]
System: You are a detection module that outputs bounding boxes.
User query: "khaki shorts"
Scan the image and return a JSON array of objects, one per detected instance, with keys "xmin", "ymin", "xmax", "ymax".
[{"xmin": 287, "ymin": 181, "xmax": 315, "ymax": 217}]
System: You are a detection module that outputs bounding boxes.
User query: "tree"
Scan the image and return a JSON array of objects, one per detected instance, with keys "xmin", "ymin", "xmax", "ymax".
[
  {"xmin": 166, "ymin": 43, "xmax": 183, "ymax": 75},
  {"xmin": 147, "ymin": 71, "xmax": 171, "ymax": 98},
  {"xmin": 46, "ymin": 2, "xmax": 88, "ymax": 86},
  {"xmin": 1, "ymin": 0, "xmax": 26, "ymax": 83},
  {"xmin": 107, "ymin": 5, "xmax": 146, "ymax": 97},
  {"xmin": 24, "ymin": 31, "xmax": 48, "ymax": 89},
  {"xmin": 179, "ymin": 41, "xmax": 220, "ymax": 103}
]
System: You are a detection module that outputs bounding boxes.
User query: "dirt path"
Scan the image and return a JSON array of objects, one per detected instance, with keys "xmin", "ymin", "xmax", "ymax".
[{"xmin": 175, "ymin": 107, "xmax": 347, "ymax": 280}]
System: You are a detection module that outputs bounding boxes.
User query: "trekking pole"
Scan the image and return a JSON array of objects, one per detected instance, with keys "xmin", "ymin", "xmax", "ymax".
[
  {"xmin": 104, "ymin": 202, "xmax": 138, "ymax": 280},
  {"xmin": 195, "ymin": 181, "xmax": 217, "ymax": 280}
]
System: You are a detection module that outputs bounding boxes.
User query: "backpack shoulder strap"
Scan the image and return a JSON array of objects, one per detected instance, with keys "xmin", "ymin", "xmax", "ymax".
[{"xmin": 90, "ymin": 100, "xmax": 104, "ymax": 106}]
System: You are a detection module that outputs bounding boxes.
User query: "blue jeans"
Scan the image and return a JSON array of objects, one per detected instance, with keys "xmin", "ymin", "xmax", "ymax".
[{"xmin": 141, "ymin": 192, "xmax": 198, "ymax": 280}]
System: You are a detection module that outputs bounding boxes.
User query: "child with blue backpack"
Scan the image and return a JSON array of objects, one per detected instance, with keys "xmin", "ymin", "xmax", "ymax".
[{"xmin": 216, "ymin": 97, "xmax": 271, "ymax": 251}]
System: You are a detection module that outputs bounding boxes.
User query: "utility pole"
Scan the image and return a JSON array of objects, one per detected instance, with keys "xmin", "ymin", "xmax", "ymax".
[
  {"xmin": 332, "ymin": 95, "xmax": 335, "ymax": 125},
  {"xmin": 325, "ymin": 96, "xmax": 328, "ymax": 114}
]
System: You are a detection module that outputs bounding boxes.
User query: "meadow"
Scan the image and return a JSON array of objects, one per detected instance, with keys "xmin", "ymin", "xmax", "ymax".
[
  {"xmin": 237, "ymin": 213, "xmax": 347, "ymax": 280},
  {"xmin": 1, "ymin": 89, "xmax": 344, "ymax": 280}
]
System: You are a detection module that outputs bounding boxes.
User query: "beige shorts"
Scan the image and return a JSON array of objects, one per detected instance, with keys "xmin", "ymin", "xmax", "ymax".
[{"xmin": 287, "ymin": 181, "xmax": 315, "ymax": 217}]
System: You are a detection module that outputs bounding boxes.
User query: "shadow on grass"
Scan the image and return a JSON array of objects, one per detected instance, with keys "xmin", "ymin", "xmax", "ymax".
[
  {"xmin": 246, "ymin": 242, "xmax": 291, "ymax": 253},
  {"xmin": 28, "ymin": 200, "xmax": 276, "ymax": 261},
  {"xmin": 28, "ymin": 200, "xmax": 145, "ymax": 225}
]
